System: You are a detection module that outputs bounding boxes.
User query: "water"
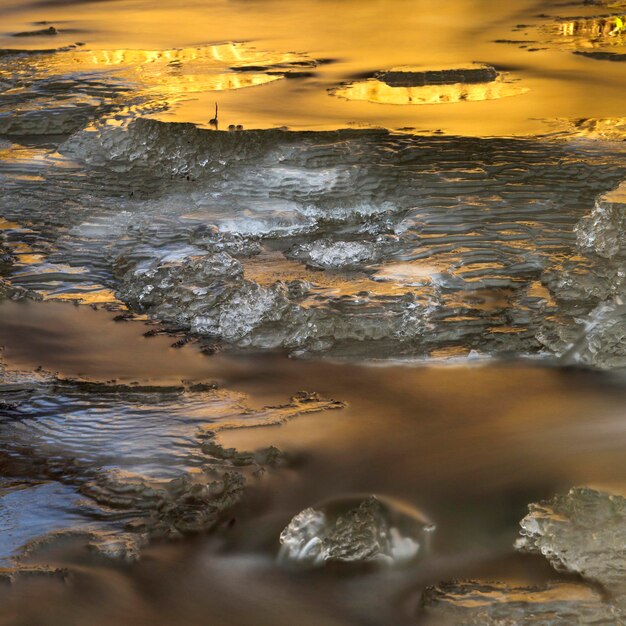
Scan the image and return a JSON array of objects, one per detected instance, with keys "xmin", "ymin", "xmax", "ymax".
[{"xmin": 3, "ymin": 0, "xmax": 626, "ymax": 623}]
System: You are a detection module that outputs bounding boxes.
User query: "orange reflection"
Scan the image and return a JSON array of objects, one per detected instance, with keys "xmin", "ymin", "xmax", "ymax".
[
  {"xmin": 0, "ymin": 42, "xmax": 316, "ymax": 125},
  {"xmin": 40, "ymin": 287, "xmax": 123, "ymax": 306},
  {"xmin": 9, "ymin": 43, "xmax": 315, "ymax": 92},
  {"xmin": 242, "ymin": 252, "xmax": 420, "ymax": 301},
  {"xmin": 66, "ymin": 43, "xmax": 313, "ymax": 70},
  {"xmin": 332, "ymin": 76, "xmax": 528, "ymax": 106},
  {"xmin": 143, "ymin": 73, "xmax": 282, "ymax": 95}
]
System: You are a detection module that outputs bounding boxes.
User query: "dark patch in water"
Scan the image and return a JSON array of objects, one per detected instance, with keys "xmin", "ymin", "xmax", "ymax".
[
  {"xmin": 574, "ymin": 50, "xmax": 626, "ymax": 61},
  {"xmin": 12, "ymin": 27, "xmax": 58, "ymax": 37}
]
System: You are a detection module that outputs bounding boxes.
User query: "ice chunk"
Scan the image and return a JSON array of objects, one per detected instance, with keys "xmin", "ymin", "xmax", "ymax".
[
  {"xmin": 191, "ymin": 281, "xmax": 292, "ymax": 343},
  {"xmin": 576, "ymin": 181, "xmax": 626, "ymax": 259},
  {"xmin": 516, "ymin": 487, "xmax": 626, "ymax": 596},
  {"xmin": 216, "ymin": 203, "xmax": 317, "ymax": 238},
  {"xmin": 278, "ymin": 495, "xmax": 434, "ymax": 568},
  {"xmin": 117, "ymin": 252, "xmax": 244, "ymax": 310},
  {"xmin": 560, "ymin": 300, "xmax": 626, "ymax": 369},
  {"xmin": 116, "ymin": 242, "xmax": 433, "ymax": 353},
  {"xmin": 287, "ymin": 239, "xmax": 382, "ymax": 270},
  {"xmin": 538, "ymin": 182, "xmax": 626, "ymax": 368}
]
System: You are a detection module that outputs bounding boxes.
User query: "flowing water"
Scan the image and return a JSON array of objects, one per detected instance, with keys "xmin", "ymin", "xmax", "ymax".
[{"xmin": 3, "ymin": 0, "xmax": 626, "ymax": 624}]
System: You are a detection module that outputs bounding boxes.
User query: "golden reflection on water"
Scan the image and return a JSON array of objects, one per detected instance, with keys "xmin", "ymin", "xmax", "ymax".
[
  {"xmin": 0, "ymin": 217, "xmax": 21, "ymax": 230},
  {"xmin": 372, "ymin": 262, "xmax": 443, "ymax": 285},
  {"xmin": 557, "ymin": 16, "xmax": 624, "ymax": 39},
  {"xmin": 10, "ymin": 242, "xmax": 45, "ymax": 266},
  {"xmin": 40, "ymin": 287, "xmax": 123, "ymax": 305},
  {"xmin": 2, "ymin": 0, "xmax": 626, "ymax": 134},
  {"xmin": 69, "ymin": 43, "xmax": 311, "ymax": 68},
  {"xmin": 549, "ymin": 14, "xmax": 626, "ymax": 54},
  {"xmin": 332, "ymin": 77, "xmax": 529, "ymax": 106},
  {"xmin": 243, "ymin": 252, "xmax": 420, "ymax": 300},
  {"xmin": 527, "ymin": 281, "xmax": 556, "ymax": 307},
  {"xmin": 142, "ymin": 72, "xmax": 282, "ymax": 97},
  {"xmin": 603, "ymin": 179, "xmax": 626, "ymax": 203},
  {"xmin": 436, "ymin": 581, "xmax": 603, "ymax": 608},
  {"xmin": 3, "ymin": 2, "xmax": 626, "ymax": 623},
  {"xmin": 7, "ymin": 42, "xmax": 315, "ymax": 72},
  {"xmin": 0, "ymin": 41, "xmax": 318, "ymax": 133}
]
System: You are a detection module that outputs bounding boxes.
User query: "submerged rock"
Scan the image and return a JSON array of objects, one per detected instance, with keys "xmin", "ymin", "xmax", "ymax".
[
  {"xmin": 14, "ymin": 528, "xmax": 147, "ymax": 564},
  {"xmin": 88, "ymin": 532, "xmax": 147, "ymax": 562},
  {"xmin": 278, "ymin": 495, "xmax": 434, "ymax": 568}
]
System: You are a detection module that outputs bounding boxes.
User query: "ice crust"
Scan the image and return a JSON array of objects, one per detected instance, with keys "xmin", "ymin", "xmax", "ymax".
[
  {"xmin": 3, "ymin": 104, "xmax": 626, "ymax": 358},
  {"xmin": 543, "ymin": 181, "xmax": 626, "ymax": 368},
  {"xmin": 422, "ymin": 580, "xmax": 621, "ymax": 624},
  {"xmin": 0, "ymin": 363, "xmax": 345, "ymax": 560}
]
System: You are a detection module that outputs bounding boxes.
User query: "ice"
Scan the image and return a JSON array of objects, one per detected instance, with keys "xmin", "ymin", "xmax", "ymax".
[
  {"xmin": 297, "ymin": 200, "xmax": 404, "ymax": 225},
  {"xmin": 559, "ymin": 301, "xmax": 626, "ymax": 369},
  {"xmin": 0, "ymin": 96, "xmax": 107, "ymax": 136},
  {"xmin": 191, "ymin": 281, "xmax": 291, "ymax": 343},
  {"xmin": 422, "ymin": 580, "xmax": 621, "ymax": 624},
  {"xmin": 117, "ymin": 251, "xmax": 296, "ymax": 345},
  {"xmin": 0, "ymin": 481, "xmax": 91, "ymax": 566},
  {"xmin": 287, "ymin": 239, "xmax": 382, "ymax": 270},
  {"xmin": 331, "ymin": 65, "xmax": 527, "ymax": 106},
  {"xmin": 116, "ymin": 240, "xmax": 435, "ymax": 352},
  {"xmin": 0, "ymin": 43, "xmax": 319, "ymax": 137},
  {"xmin": 118, "ymin": 252, "xmax": 243, "ymax": 309},
  {"xmin": 60, "ymin": 118, "xmax": 296, "ymax": 176},
  {"xmin": 214, "ymin": 199, "xmax": 317, "ymax": 238},
  {"xmin": 278, "ymin": 495, "xmax": 434, "ymax": 568},
  {"xmin": 4, "ymin": 111, "xmax": 626, "ymax": 358},
  {"xmin": 576, "ymin": 181, "xmax": 626, "ymax": 259},
  {"xmin": 516, "ymin": 487, "xmax": 626, "ymax": 597},
  {"xmin": 538, "ymin": 181, "xmax": 626, "ymax": 368},
  {"xmin": 0, "ymin": 368, "xmax": 346, "ymax": 558}
]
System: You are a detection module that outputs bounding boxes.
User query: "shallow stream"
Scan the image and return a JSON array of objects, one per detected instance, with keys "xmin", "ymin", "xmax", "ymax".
[{"xmin": 3, "ymin": 0, "xmax": 626, "ymax": 624}]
